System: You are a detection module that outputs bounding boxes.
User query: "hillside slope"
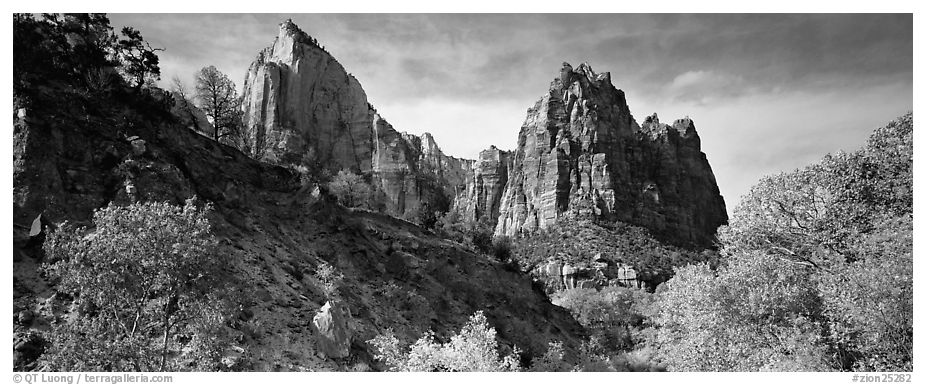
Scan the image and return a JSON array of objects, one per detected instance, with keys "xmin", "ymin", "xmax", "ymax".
[{"xmin": 12, "ymin": 51, "xmax": 585, "ymax": 372}]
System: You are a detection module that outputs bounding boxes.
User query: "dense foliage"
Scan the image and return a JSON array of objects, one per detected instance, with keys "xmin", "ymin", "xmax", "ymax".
[
  {"xmin": 552, "ymin": 287, "xmax": 651, "ymax": 354},
  {"xmin": 41, "ymin": 200, "xmax": 237, "ymax": 371},
  {"xmin": 14, "ymin": 13, "xmax": 162, "ymax": 103},
  {"xmin": 369, "ymin": 311, "xmax": 521, "ymax": 372},
  {"xmin": 647, "ymin": 113, "xmax": 913, "ymax": 371},
  {"xmin": 647, "ymin": 253, "xmax": 830, "ymax": 371}
]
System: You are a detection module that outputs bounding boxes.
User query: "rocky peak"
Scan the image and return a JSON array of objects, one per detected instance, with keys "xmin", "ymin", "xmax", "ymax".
[
  {"xmin": 454, "ymin": 145, "xmax": 512, "ymax": 226},
  {"xmin": 240, "ymin": 20, "xmax": 477, "ymax": 219},
  {"xmin": 672, "ymin": 117, "xmax": 697, "ymax": 138},
  {"xmin": 279, "ymin": 18, "xmax": 310, "ymax": 42},
  {"xmin": 241, "ymin": 20, "xmax": 371, "ymax": 168},
  {"xmin": 495, "ymin": 61, "xmax": 727, "ymax": 248},
  {"xmin": 640, "ymin": 113, "xmax": 700, "ymax": 142},
  {"xmin": 240, "ymin": 22, "xmax": 725, "ymax": 247}
]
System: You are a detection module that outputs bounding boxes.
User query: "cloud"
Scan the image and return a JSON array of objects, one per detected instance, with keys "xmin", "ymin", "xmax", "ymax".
[{"xmin": 666, "ymin": 70, "xmax": 746, "ymax": 104}]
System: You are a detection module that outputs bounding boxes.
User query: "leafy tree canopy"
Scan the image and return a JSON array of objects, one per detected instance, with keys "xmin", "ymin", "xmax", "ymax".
[{"xmin": 42, "ymin": 199, "xmax": 237, "ymax": 371}]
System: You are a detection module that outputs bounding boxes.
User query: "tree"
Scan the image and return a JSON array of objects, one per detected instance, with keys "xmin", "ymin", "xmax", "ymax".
[
  {"xmin": 54, "ymin": 13, "xmax": 117, "ymax": 81},
  {"xmin": 652, "ymin": 113, "xmax": 913, "ymax": 371},
  {"xmin": 816, "ymin": 214, "xmax": 913, "ymax": 371},
  {"xmin": 42, "ymin": 199, "xmax": 234, "ymax": 371},
  {"xmin": 170, "ymin": 76, "xmax": 209, "ymax": 135},
  {"xmin": 647, "ymin": 254, "xmax": 829, "ymax": 371},
  {"xmin": 115, "ymin": 26, "xmax": 163, "ymax": 89},
  {"xmin": 368, "ymin": 311, "xmax": 521, "ymax": 372},
  {"xmin": 327, "ymin": 169, "xmax": 374, "ymax": 209},
  {"xmin": 194, "ymin": 66, "xmax": 242, "ymax": 144},
  {"xmin": 717, "ymin": 166, "xmax": 834, "ymax": 267},
  {"xmin": 14, "ymin": 13, "xmax": 165, "ymax": 99},
  {"xmin": 719, "ymin": 112, "xmax": 912, "ymax": 266},
  {"xmin": 552, "ymin": 286, "xmax": 651, "ymax": 353},
  {"xmin": 15, "ymin": 13, "xmax": 116, "ymax": 93}
]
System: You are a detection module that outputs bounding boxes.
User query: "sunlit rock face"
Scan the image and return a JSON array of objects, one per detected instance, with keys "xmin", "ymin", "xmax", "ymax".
[
  {"xmin": 240, "ymin": 22, "xmax": 726, "ymax": 246},
  {"xmin": 240, "ymin": 20, "xmax": 472, "ymax": 218},
  {"xmin": 453, "ymin": 146, "xmax": 513, "ymax": 226},
  {"xmin": 494, "ymin": 62, "xmax": 728, "ymax": 248},
  {"xmin": 240, "ymin": 19, "xmax": 374, "ymax": 169}
]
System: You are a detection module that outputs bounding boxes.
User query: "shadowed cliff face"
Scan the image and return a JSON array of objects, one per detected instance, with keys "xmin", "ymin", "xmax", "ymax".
[{"xmin": 494, "ymin": 63, "xmax": 728, "ymax": 248}]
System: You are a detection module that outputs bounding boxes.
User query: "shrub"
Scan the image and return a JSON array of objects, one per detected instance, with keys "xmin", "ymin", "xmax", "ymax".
[
  {"xmin": 490, "ymin": 236, "xmax": 513, "ymax": 261},
  {"xmin": 368, "ymin": 311, "xmax": 521, "ymax": 372},
  {"xmin": 510, "ymin": 217, "xmax": 704, "ymax": 289},
  {"xmin": 327, "ymin": 169, "xmax": 375, "ymax": 209},
  {"xmin": 528, "ymin": 341, "xmax": 573, "ymax": 372},
  {"xmin": 313, "ymin": 260, "xmax": 344, "ymax": 301},
  {"xmin": 552, "ymin": 286, "xmax": 651, "ymax": 354}
]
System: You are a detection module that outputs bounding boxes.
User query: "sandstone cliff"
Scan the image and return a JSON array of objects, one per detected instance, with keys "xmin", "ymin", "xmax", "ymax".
[
  {"xmin": 240, "ymin": 20, "xmax": 472, "ymax": 220},
  {"xmin": 453, "ymin": 146, "xmax": 513, "ymax": 226},
  {"xmin": 372, "ymin": 113, "xmax": 473, "ymax": 217},
  {"xmin": 494, "ymin": 63, "xmax": 727, "ymax": 248},
  {"xmin": 240, "ymin": 19, "xmax": 373, "ymax": 169},
  {"xmin": 239, "ymin": 22, "xmax": 726, "ymax": 248}
]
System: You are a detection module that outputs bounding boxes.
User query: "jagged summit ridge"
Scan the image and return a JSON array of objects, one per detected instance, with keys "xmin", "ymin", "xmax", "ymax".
[
  {"xmin": 240, "ymin": 20, "xmax": 474, "ymax": 218},
  {"xmin": 494, "ymin": 61, "xmax": 727, "ymax": 248},
  {"xmin": 239, "ymin": 20, "xmax": 727, "ymax": 247},
  {"xmin": 240, "ymin": 20, "xmax": 371, "ymax": 169}
]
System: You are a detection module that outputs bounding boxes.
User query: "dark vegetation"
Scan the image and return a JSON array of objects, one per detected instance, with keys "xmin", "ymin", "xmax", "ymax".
[
  {"xmin": 13, "ymin": 13, "xmax": 249, "ymax": 371},
  {"xmin": 14, "ymin": 14, "xmax": 163, "ymax": 111}
]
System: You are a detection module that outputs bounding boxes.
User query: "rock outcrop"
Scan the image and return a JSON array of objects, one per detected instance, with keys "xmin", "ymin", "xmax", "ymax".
[
  {"xmin": 239, "ymin": 23, "xmax": 726, "ymax": 248},
  {"xmin": 372, "ymin": 115, "xmax": 473, "ymax": 218},
  {"xmin": 494, "ymin": 62, "xmax": 727, "ymax": 248},
  {"xmin": 240, "ymin": 20, "xmax": 472, "ymax": 219},
  {"xmin": 312, "ymin": 301, "xmax": 352, "ymax": 359},
  {"xmin": 240, "ymin": 19, "xmax": 373, "ymax": 169},
  {"xmin": 453, "ymin": 146, "xmax": 512, "ymax": 226}
]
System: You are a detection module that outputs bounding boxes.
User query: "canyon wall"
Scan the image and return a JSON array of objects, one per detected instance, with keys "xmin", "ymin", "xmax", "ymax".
[
  {"xmin": 240, "ymin": 20, "xmax": 470, "ymax": 218},
  {"xmin": 494, "ymin": 63, "xmax": 727, "ymax": 248},
  {"xmin": 240, "ymin": 21, "xmax": 727, "ymax": 248}
]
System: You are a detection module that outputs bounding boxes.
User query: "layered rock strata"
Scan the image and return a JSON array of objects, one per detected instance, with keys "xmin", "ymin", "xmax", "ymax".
[
  {"xmin": 239, "ymin": 21, "xmax": 727, "ymax": 248},
  {"xmin": 240, "ymin": 20, "xmax": 471, "ymax": 218},
  {"xmin": 452, "ymin": 146, "xmax": 513, "ymax": 226},
  {"xmin": 494, "ymin": 62, "xmax": 727, "ymax": 248},
  {"xmin": 372, "ymin": 114, "xmax": 473, "ymax": 216}
]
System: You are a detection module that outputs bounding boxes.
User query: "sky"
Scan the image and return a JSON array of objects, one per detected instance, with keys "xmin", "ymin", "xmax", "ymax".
[{"xmin": 106, "ymin": 13, "xmax": 913, "ymax": 213}]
